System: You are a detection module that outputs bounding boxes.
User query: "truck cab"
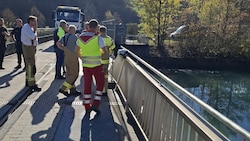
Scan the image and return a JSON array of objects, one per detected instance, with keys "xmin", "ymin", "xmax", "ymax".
[{"xmin": 53, "ymin": 6, "xmax": 85, "ymax": 33}]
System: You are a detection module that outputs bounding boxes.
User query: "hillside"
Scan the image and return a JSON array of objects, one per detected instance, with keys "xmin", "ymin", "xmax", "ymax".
[{"xmin": 0, "ymin": 0, "xmax": 138, "ymax": 27}]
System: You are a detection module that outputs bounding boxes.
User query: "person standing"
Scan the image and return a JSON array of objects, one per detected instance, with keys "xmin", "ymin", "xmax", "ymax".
[
  {"xmin": 11, "ymin": 18, "xmax": 24, "ymax": 70},
  {"xmin": 53, "ymin": 20, "xmax": 68, "ymax": 79},
  {"xmin": 56, "ymin": 25, "xmax": 81, "ymax": 96},
  {"xmin": 83, "ymin": 21, "xmax": 89, "ymax": 32},
  {"xmin": 21, "ymin": 15, "xmax": 41, "ymax": 92},
  {"xmin": 76, "ymin": 19, "xmax": 109, "ymax": 114},
  {"xmin": 0, "ymin": 18, "xmax": 10, "ymax": 70},
  {"xmin": 99, "ymin": 26, "xmax": 115, "ymax": 96}
]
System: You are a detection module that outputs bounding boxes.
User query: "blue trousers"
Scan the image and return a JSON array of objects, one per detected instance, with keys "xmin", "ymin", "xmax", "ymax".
[{"xmin": 54, "ymin": 46, "xmax": 64, "ymax": 76}]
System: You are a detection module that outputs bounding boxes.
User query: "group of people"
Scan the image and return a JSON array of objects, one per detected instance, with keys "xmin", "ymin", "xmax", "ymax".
[
  {"xmin": 0, "ymin": 18, "xmax": 24, "ymax": 70},
  {"xmin": 0, "ymin": 16, "xmax": 41, "ymax": 91},
  {"xmin": 0, "ymin": 16, "xmax": 115, "ymax": 114},
  {"xmin": 54, "ymin": 19, "xmax": 115, "ymax": 114}
]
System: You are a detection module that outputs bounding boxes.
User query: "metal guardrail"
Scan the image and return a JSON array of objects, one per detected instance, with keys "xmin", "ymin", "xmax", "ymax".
[
  {"xmin": 111, "ymin": 46, "xmax": 250, "ymax": 141},
  {"xmin": 5, "ymin": 28, "xmax": 54, "ymax": 56}
]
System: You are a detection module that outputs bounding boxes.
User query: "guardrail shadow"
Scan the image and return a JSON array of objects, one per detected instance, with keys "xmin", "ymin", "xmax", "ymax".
[
  {"xmin": 0, "ymin": 86, "xmax": 30, "ymax": 127},
  {"xmin": 0, "ymin": 69, "xmax": 25, "ymax": 89}
]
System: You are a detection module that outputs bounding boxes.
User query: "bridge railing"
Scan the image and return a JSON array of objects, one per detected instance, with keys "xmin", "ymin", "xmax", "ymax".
[
  {"xmin": 5, "ymin": 28, "xmax": 54, "ymax": 56},
  {"xmin": 110, "ymin": 47, "xmax": 250, "ymax": 141}
]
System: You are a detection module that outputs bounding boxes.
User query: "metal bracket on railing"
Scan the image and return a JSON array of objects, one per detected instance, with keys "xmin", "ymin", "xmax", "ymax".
[{"xmin": 117, "ymin": 49, "xmax": 128, "ymax": 58}]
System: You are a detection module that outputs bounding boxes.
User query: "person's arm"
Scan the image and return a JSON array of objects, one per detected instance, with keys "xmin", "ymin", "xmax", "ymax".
[
  {"xmin": 2, "ymin": 27, "xmax": 10, "ymax": 37},
  {"xmin": 75, "ymin": 45, "xmax": 82, "ymax": 58},
  {"xmin": 56, "ymin": 41, "xmax": 64, "ymax": 50},
  {"xmin": 109, "ymin": 38, "xmax": 115, "ymax": 55},
  {"xmin": 56, "ymin": 36, "xmax": 65, "ymax": 50},
  {"xmin": 23, "ymin": 25, "xmax": 36, "ymax": 40},
  {"xmin": 11, "ymin": 30, "xmax": 16, "ymax": 42},
  {"xmin": 99, "ymin": 36, "xmax": 109, "ymax": 63}
]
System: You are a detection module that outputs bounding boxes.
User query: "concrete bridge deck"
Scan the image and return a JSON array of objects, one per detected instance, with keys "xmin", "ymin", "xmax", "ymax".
[{"xmin": 0, "ymin": 40, "xmax": 140, "ymax": 141}]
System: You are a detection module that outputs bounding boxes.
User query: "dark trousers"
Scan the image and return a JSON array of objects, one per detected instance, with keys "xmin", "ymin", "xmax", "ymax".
[
  {"xmin": 54, "ymin": 46, "xmax": 65, "ymax": 76},
  {"xmin": 0, "ymin": 42, "xmax": 6, "ymax": 68},
  {"xmin": 16, "ymin": 41, "xmax": 24, "ymax": 66}
]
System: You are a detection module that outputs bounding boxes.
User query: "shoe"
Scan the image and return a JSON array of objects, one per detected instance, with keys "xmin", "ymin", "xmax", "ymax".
[
  {"xmin": 55, "ymin": 75, "xmax": 65, "ymax": 79},
  {"xmin": 30, "ymin": 85, "xmax": 41, "ymax": 92},
  {"xmin": 0, "ymin": 67, "xmax": 5, "ymax": 70},
  {"xmin": 15, "ymin": 65, "xmax": 21, "ymax": 69},
  {"xmin": 91, "ymin": 106, "xmax": 101, "ymax": 115},
  {"xmin": 59, "ymin": 89, "xmax": 70, "ymax": 97},
  {"xmin": 86, "ymin": 108, "xmax": 92, "ymax": 115}
]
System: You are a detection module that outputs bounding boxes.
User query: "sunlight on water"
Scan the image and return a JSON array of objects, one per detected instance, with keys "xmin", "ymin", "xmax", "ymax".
[{"xmin": 160, "ymin": 69, "xmax": 250, "ymax": 141}]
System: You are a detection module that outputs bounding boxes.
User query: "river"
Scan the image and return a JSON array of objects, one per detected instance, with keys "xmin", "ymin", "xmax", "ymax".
[{"xmin": 160, "ymin": 69, "xmax": 250, "ymax": 141}]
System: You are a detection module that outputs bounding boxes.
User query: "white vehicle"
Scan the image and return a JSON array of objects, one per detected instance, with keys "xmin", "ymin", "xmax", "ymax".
[{"xmin": 53, "ymin": 6, "xmax": 85, "ymax": 32}]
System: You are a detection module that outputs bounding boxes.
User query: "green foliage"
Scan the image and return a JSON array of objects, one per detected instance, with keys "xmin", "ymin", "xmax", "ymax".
[
  {"xmin": 0, "ymin": 0, "xmax": 138, "ymax": 27},
  {"xmin": 1, "ymin": 8, "xmax": 16, "ymax": 27},
  {"xmin": 131, "ymin": 0, "xmax": 250, "ymax": 58},
  {"xmin": 130, "ymin": 0, "xmax": 181, "ymax": 47},
  {"xmin": 30, "ymin": 6, "xmax": 46, "ymax": 27}
]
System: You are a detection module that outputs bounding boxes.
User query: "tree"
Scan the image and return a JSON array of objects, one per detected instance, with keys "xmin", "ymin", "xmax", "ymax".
[
  {"xmin": 83, "ymin": 1, "xmax": 98, "ymax": 21},
  {"xmin": 105, "ymin": 10, "xmax": 114, "ymax": 20},
  {"xmin": 30, "ymin": 6, "xmax": 46, "ymax": 27},
  {"xmin": 1, "ymin": 8, "xmax": 16, "ymax": 27},
  {"xmin": 130, "ymin": 0, "xmax": 180, "ymax": 47}
]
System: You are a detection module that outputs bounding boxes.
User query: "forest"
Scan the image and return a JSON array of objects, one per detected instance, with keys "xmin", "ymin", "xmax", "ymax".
[
  {"xmin": 130, "ymin": 0, "xmax": 250, "ymax": 58},
  {"xmin": 2, "ymin": 0, "xmax": 250, "ymax": 58},
  {"xmin": 0, "ymin": 0, "xmax": 138, "ymax": 28}
]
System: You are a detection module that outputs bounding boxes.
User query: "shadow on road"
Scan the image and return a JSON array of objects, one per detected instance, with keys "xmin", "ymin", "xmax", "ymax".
[
  {"xmin": 80, "ymin": 96, "xmax": 124, "ymax": 141},
  {"xmin": 0, "ymin": 69, "xmax": 25, "ymax": 89}
]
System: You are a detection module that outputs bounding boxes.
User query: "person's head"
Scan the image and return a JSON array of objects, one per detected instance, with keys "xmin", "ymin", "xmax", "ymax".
[
  {"xmin": 84, "ymin": 21, "xmax": 89, "ymax": 31},
  {"xmin": 0, "ymin": 18, "xmax": 4, "ymax": 27},
  {"xmin": 68, "ymin": 25, "xmax": 76, "ymax": 34},
  {"xmin": 59, "ymin": 20, "xmax": 68, "ymax": 31},
  {"xmin": 99, "ymin": 25, "xmax": 107, "ymax": 36},
  {"xmin": 88, "ymin": 19, "xmax": 99, "ymax": 33},
  {"xmin": 16, "ymin": 19, "xmax": 23, "ymax": 27},
  {"xmin": 27, "ymin": 15, "xmax": 37, "ymax": 27}
]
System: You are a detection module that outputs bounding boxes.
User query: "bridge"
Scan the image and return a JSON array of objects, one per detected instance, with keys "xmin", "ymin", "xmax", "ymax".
[{"xmin": 0, "ymin": 32, "xmax": 249, "ymax": 141}]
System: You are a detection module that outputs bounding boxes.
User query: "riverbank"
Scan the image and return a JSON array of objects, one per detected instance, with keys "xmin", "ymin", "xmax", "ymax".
[{"xmin": 124, "ymin": 44, "xmax": 250, "ymax": 72}]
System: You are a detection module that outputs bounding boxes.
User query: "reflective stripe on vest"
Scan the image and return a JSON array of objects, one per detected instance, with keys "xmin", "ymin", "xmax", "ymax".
[
  {"xmin": 78, "ymin": 36, "xmax": 102, "ymax": 68},
  {"xmin": 101, "ymin": 59, "xmax": 109, "ymax": 64}
]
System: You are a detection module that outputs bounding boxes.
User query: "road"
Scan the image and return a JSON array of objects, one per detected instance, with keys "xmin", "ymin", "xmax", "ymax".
[{"xmin": 0, "ymin": 40, "xmax": 140, "ymax": 141}]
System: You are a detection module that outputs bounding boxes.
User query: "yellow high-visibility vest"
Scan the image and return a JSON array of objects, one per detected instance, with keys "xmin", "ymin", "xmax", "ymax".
[
  {"xmin": 78, "ymin": 36, "xmax": 102, "ymax": 68},
  {"xmin": 57, "ymin": 26, "xmax": 65, "ymax": 39},
  {"xmin": 103, "ymin": 36, "xmax": 115, "ymax": 53}
]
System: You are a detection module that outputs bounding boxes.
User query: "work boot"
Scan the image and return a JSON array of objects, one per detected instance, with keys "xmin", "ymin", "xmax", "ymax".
[
  {"xmin": 70, "ymin": 88, "xmax": 81, "ymax": 96},
  {"xmin": 91, "ymin": 106, "xmax": 101, "ymax": 115},
  {"xmin": 30, "ymin": 85, "xmax": 41, "ymax": 92},
  {"xmin": 59, "ymin": 89, "xmax": 70, "ymax": 97}
]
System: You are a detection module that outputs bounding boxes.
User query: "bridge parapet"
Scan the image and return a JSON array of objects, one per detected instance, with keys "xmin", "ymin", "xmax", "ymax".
[
  {"xmin": 5, "ymin": 28, "xmax": 54, "ymax": 56},
  {"xmin": 110, "ymin": 48, "xmax": 250, "ymax": 141}
]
